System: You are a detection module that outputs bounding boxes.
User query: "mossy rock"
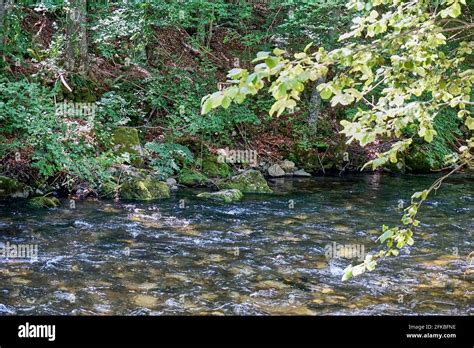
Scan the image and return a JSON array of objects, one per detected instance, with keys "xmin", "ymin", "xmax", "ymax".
[
  {"xmin": 201, "ymin": 156, "xmax": 232, "ymax": 178},
  {"xmin": 101, "ymin": 180, "xmax": 120, "ymax": 199},
  {"xmin": 405, "ymin": 144, "xmax": 436, "ymax": 173},
  {"xmin": 0, "ymin": 176, "xmax": 30, "ymax": 199},
  {"xmin": 120, "ymin": 177, "xmax": 170, "ymax": 200},
  {"xmin": 178, "ymin": 169, "xmax": 208, "ymax": 186},
  {"xmin": 219, "ymin": 170, "xmax": 272, "ymax": 193},
  {"xmin": 112, "ymin": 127, "xmax": 144, "ymax": 167},
  {"xmin": 28, "ymin": 196, "xmax": 61, "ymax": 209},
  {"xmin": 197, "ymin": 189, "xmax": 243, "ymax": 203}
]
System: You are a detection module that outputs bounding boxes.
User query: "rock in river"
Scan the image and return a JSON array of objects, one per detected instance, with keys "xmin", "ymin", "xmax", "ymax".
[
  {"xmin": 197, "ymin": 189, "xmax": 243, "ymax": 203},
  {"xmin": 219, "ymin": 170, "xmax": 272, "ymax": 193},
  {"xmin": 120, "ymin": 177, "xmax": 170, "ymax": 200},
  {"xmin": 28, "ymin": 196, "xmax": 61, "ymax": 209}
]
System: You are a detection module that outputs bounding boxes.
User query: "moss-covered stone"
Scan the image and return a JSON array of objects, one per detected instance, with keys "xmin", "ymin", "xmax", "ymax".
[
  {"xmin": 201, "ymin": 156, "xmax": 232, "ymax": 178},
  {"xmin": 405, "ymin": 144, "xmax": 435, "ymax": 173},
  {"xmin": 219, "ymin": 170, "xmax": 272, "ymax": 193},
  {"xmin": 28, "ymin": 196, "xmax": 61, "ymax": 209},
  {"xmin": 112, "ymin": 127, "xmax": 144, "ymax": 167},
  {"xmin": 0, "ymin": 176, "xmax": 30, "ymax": 199},
  {"xmin": 197, "ymin": 189, "xmax": 243, "ymax": 203},
  {"xmin": 178, "ymin": 169, "xmax": 208, "ymax": 186},
  {"xmin": 120, "ymin": 177, "xmax": 170, "ymax": 200},
  {"xmin": 101, "ymin": 180, "xmax": 120, "ymax": 199}
]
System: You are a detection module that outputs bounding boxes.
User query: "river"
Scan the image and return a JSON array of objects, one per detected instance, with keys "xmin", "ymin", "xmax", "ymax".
[{"xmin": 0, "ymin": 173, "xmax": 472, "ymax": 315}]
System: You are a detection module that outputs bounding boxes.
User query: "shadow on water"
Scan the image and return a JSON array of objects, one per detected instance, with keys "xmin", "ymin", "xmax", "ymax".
[{"xmin": 0, "ymin": 173, "xmax": 472, "ymax": 315}]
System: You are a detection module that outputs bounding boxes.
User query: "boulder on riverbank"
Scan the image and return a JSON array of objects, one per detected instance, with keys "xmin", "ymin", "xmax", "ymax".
[
  {"xmin": 268, "ymin": 164, "xmax": 285, "ymax": 177},
  {"xmin": 112, "ymin": 127, "xmax": 144, "ymax": 167},
  {"xmin": 219, "ymin": 170, "xmax": 272, "ymax": 193},
  {"xmin": 201, "ymin": 155, "xmax": 232, "ymax": 178},
  {"xmin": 0, "ymin": 176, "xmax": 30, "ymax": 199},
  {"xmin": 197, "ymin": 189, "xmax": 243, "ymax": 203},
  {"xmin": 178, "ymin": 168, "xmax": 208, "ymax": 186}
]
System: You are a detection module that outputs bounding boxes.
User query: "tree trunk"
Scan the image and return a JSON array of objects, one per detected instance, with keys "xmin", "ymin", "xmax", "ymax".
[
  {"xmin": 307, "ymin": 76, "xmax": 326, "ymax": 130},
  {"xmin": 0, "ymin": 0, "xmax": 6, "ymax": 63},
  {"xmin": 65, "ymin": 0, "xmax": 88, "ymax": 74}
]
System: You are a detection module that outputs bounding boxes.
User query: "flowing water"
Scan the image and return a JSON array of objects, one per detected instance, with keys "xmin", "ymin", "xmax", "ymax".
[{"xmin": 0, "ymin": 174, "xmax": 472, "ymax": 315}]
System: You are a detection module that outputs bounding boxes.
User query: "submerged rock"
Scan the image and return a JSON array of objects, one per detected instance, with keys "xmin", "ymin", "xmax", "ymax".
[
  {"xmin": 293, "ymin": 169, "xmax": 311, "ymax": 177},
  {"xmin": 120, "ymin": 178, "xmax": 170, "ymax": 200},
  {"xmin": 219, "ymin": 170, "xmax": 272, "ymax": 193},
  {"xmin": 268, "ymin": 164, "xmax": 285, "ymax": 177},
  {"xmin": 112, "ymin": 127, "xmax": 144, "ymax": 167},
  {"xmin": 0, "ymin": 176, "xmax": 30, "ymax": 199},
  {"xmin": 197, "ymin": 189, "xmax": 243, "ymax": 203},
  {"xmin": 28, "ymin": 196, "xmax": 61, "ymax": 209}
]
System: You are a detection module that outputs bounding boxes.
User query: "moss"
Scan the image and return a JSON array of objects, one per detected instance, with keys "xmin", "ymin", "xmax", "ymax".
[
  {"xmin": 201, "ymin": 156, "xmax": 232, "ymax": 178},
  {"xmin": 120, "ymin": 177, "xmax": 170, "ymax": 200},
  {"xmin": 178, "ymin": 169, "xmax": 208, "ymax": 186},
  {"xmin": 28, "ymin": 196, "xmax": 60, "ymax": 209},
  {"xmin": 384, "ymin": 155, "xmax": 406, "ymax": 174},
  {"xmin": 197, "ymin": 189, "xmax": 243, "ymax": 203},
  {"xmin": 405, "ymin": 110, "xmax": 461, "ymax": 173},
  {"xmin": 112, "ymin": 127, "xmax": 144, "ymax": 167},
  {"xmin": 0, "ymin": 176, "xmax": 30, "ymax": 199},
  {"xmin": 101, "ymin": 180, "xmax": 120, "ymax": 199},
  {"xmin": 219, "ymin": 170, "xmax": 272, "ymax": 193},
  {"xmin": 405, "ymin": 144, "xmax": 434, "ymax": 173}
]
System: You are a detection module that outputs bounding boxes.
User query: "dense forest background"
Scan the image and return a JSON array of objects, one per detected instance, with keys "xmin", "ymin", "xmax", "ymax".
[{"xmin": 0, "ymin": 0, "xmax": 471, "ymax": 200}]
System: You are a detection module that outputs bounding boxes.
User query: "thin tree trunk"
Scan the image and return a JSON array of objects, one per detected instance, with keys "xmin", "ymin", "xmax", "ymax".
[
  {"xmin": 0, "ymin": 0, "xmax": 6, "ymax": 63},
  {"xmin": 65, "ymin": 0, "xmax": 88, "ymax": 74},
  {"xmin": 308, "ymin": 76, "xmax": 326, "ymax": 130}
]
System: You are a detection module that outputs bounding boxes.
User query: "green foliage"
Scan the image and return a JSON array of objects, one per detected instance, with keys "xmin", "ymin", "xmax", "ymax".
[
  {"xmin": 0, "ymin": 78, "xmax": 120, "ymax": 188},
  {"xmin": 145, "ymin": 142, "xmax": 193, "ymax": 180},
  {"xmin": 142, "ymin": 67, "xmax": 261, "ymax": 142}
]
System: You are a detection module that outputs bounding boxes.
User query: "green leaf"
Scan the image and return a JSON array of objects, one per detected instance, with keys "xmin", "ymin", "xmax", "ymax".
[
  {"xmin": 378, "ymin": 229, "xmax": 394, "ymax": 243},
  {"xmin": 341, "ymin": 265, "xmax": 353, "ymax": 281},
  {"xmin": 201, "ymin": 97, "xmax": 212, "ymax": 115},
  {"xmin": 465, "ymin": 117, "xmax": 474, "ymax": 130},
  {"xmin": 273, "ymin": 48, "xmax": 286, "ymax": 56},
  {"xmin": 320, "ymin": 87, "xmax": 332, "ymax": 100}
]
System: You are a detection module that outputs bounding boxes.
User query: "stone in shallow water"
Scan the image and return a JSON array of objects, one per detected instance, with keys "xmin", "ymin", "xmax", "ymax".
[
  {"xmin": 121, "ymin": 178, "xmax": 170, "ymax": 200},
  {"xmin": 134, "ymin": 294, "xmax": 158, "ymax": 308},
  {"xmin": 293, "ymin": 169, "xmax": 311, "ymax": 177},
  {"xmin": 196, "ymin": 189, "xmax": 243, "ymax": 203},
  {"xmin": 219, "ymin": 170, "xmax": 272, "ymax": 193},
  {"xmin": 28, "ymin": 196, "xmax": 61, "ymax": 209}
]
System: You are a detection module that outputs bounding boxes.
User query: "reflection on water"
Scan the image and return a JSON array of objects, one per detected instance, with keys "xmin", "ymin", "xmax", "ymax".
[{"xmin": 0, "ymin": 174, "xmax": 472, "ymax": 315}]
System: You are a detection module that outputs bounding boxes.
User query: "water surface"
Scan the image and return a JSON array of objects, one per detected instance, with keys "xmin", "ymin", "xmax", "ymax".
[{"xmin": 0, "ymin": 174, "xmax": 472, "ymax": 315}]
